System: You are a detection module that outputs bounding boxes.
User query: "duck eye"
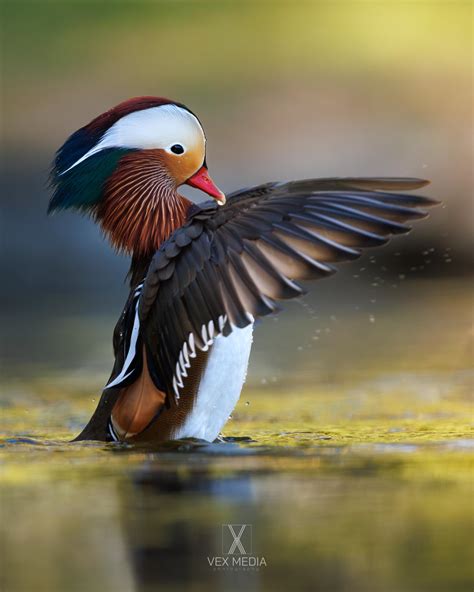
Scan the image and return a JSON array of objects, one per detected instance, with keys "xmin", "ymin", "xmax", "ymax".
[{"xmin": 170, "ymin": 144, "xmax": 185, "ymax": 155}]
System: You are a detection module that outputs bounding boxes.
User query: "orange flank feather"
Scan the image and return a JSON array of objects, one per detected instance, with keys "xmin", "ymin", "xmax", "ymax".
[{"xmin": 111, "ymin": 348, "xmax": 166, "ymax": 439}]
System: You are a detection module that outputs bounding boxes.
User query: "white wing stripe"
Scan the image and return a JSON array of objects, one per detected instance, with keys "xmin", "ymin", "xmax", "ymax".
[
  {"xmin": 208, "ymin": 320, "xmax": 215, "ymax": 338},
  {"xmin": 183, "ymin": 342, "xmax": 190, "ymax": 367},
  {"xmin": 172, "ymin": 321, "xmax": 230, "ymax": 398},
  {"xmin": 188, "ymin": 333, "xmax": 196, "ymax": 357},
  {"xmin": 218, "ymin": 314, "xmax": 227, "ymax": 332},
  {"xmin": 105, "ymin": 295, "xmax": 141, "ymax": 390},
  {"xmin": 172, "ymin": 377, "xmax": 181, "ymax": 400}
]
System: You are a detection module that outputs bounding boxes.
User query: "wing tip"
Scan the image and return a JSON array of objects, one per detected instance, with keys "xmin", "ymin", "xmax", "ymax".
[
  {"xmin": 351, "ymin": 177, "xmax": 431, "ymax": 191},
  {"xmin": 417, "ymin": 196, "xmax": 441, "ymax": 207}
]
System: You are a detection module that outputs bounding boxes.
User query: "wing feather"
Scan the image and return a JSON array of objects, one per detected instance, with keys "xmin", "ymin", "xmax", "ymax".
[{"xmin": 122, "ymin": 177, "xmax": 439, "ymax": 402}]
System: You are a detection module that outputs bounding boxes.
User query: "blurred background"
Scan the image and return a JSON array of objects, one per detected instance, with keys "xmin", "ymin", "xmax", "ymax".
[
  {"xmin": 1, "ymin": 0, "xmax": 472, "ymax": 381},
  {"xmin": 1, "ymin": 2, "xmax": 472, "ymax": 592}
]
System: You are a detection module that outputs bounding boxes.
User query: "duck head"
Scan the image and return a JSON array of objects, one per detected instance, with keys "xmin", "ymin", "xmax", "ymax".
[{"xmin": 49, "ymin": 97, "xmax": 225, "ymax": 256}]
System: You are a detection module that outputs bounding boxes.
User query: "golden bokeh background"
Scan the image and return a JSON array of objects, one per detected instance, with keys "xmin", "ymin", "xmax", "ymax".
[{"xmin": 1, "ymin": 4, "xmax": 472, "ymax": 592}]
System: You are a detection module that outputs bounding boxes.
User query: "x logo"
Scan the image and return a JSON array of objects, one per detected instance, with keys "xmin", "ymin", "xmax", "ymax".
[{"xmin": 224, "ymin": 524, "xmax": 250, "ymax": 554}]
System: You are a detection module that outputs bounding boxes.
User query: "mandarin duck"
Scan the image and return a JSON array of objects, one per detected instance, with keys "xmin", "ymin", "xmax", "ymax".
[{"xmin": 49, "ymin": 96, "xmax": 437, "ymax": 443}]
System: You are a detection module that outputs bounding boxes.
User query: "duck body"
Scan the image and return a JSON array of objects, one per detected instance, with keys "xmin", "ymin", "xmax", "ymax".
[
  {"xmin": 105, "ymin": 323, "xmax": 254, "ymax": 443},
  {"xmin": 48, "ymin": 96, "xmax": 438, "ymax": 444}
]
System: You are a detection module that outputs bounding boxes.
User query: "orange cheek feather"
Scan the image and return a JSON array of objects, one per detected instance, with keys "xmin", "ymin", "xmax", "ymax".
[{"xmin": 164, "ymin": 149, "xmax": 203, "ymax": 186}]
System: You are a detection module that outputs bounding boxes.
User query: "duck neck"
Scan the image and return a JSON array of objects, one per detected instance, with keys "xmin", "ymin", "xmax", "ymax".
[
  {"xmin": 128, "ymin": 254, "xmax": 156, "ymax": 289},
  {"xmin": 98, "ymin": 189, "xmax": 192, "ymax": 287},
  {"xmin": 95, "ymin": 154, "xmax": 193, "ymax": 287}
]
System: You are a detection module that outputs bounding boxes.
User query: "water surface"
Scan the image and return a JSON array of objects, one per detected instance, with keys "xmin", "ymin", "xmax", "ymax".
[{"xmin": 1, "ymin": 278, "xmax": 473, "ymax": 592}]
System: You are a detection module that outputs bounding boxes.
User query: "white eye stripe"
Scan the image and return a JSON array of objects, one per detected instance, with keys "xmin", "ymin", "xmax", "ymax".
[{"xmin": 61, "ymin": 104, "xmax": 205, "ymax": 175}]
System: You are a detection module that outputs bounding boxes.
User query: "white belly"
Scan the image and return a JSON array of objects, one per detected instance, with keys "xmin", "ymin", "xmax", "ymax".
[{"xmin": 172, "ymin": 324, "xmax": 254, "ymax": 441}]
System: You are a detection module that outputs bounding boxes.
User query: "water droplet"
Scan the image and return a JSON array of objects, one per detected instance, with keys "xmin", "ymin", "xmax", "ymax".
[
  {"xmin": 398, "ymin": 274, "xmax": 406, "ymax": 280},
  {"xmin": 369, "ymin": 315, "xmax": 375, "ymax": 323},
  {"xmin": 245, "ymin": 401, "xmax": 250, "ymax": 406}
]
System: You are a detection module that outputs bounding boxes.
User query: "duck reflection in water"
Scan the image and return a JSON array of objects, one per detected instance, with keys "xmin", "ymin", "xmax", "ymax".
[{"xmin": 117, "ymin": 443, "xmax": 263, "ymax": 591}]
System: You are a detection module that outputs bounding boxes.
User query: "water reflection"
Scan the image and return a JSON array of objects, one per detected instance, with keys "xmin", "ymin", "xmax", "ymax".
[
  {"xmin": 1, "ymin": 435, "xmax": 473, "ymax": 592},
  {"xmin": 121, "ymin": 451, "xmax": 262, "ymax": 592},
  {"xmin": 108, "ymin": 439, "xmax": 473, "ymax": 592}
]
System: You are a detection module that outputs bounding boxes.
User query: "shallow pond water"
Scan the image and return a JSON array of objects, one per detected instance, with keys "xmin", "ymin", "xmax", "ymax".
[{"xmin": 1, "ymin": 278, "xmax": 473, "ymax": 591}]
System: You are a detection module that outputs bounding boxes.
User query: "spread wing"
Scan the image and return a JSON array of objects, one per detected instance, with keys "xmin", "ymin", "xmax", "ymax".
[{"xmin": 110, "ymin": 177, "xmax": 438, "ymax": 404}]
